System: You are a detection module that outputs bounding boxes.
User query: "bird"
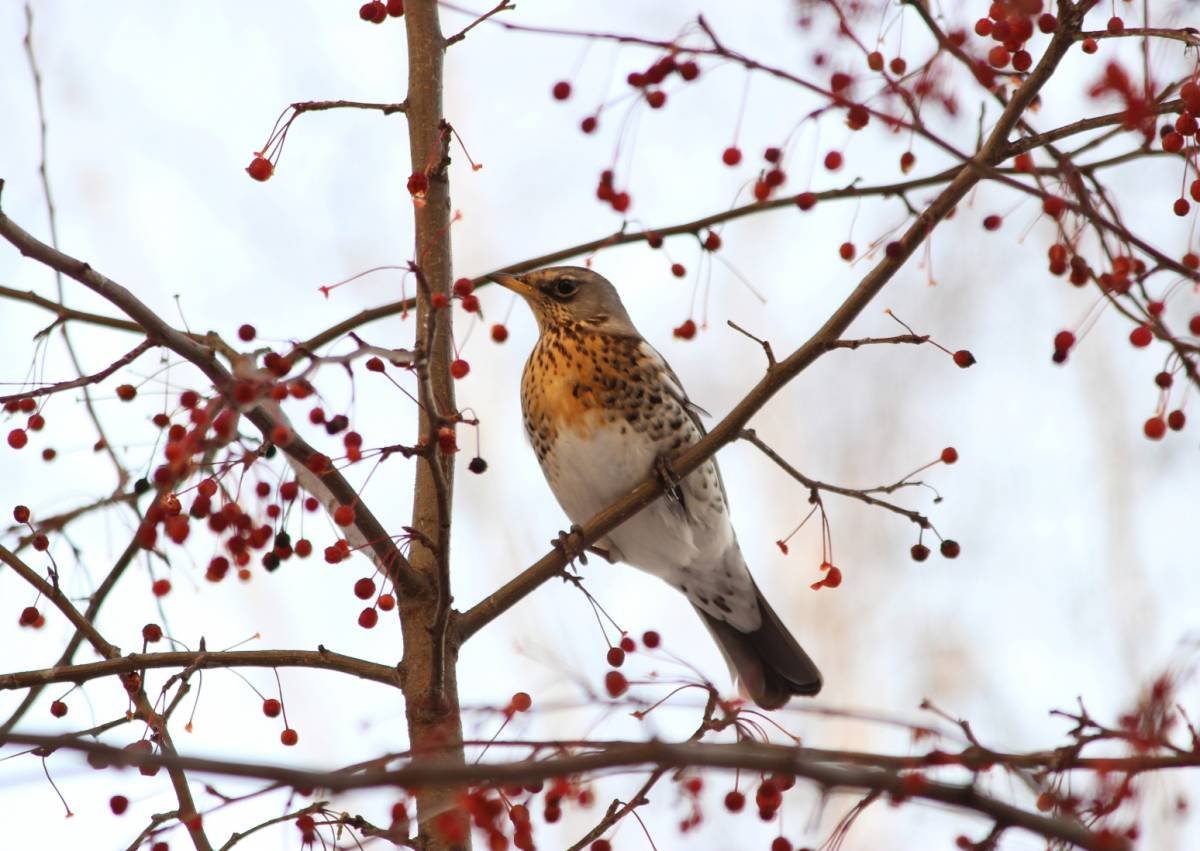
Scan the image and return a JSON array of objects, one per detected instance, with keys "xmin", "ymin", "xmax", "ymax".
[{"xmin": 488, "ymin": 266, "xmax": 822, "ymax": 709}]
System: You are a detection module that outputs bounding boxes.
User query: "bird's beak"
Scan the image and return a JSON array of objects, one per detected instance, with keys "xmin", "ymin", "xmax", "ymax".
[{"xmin": 486, "ymin": 272, "xmax": 537, "ymax": 298}]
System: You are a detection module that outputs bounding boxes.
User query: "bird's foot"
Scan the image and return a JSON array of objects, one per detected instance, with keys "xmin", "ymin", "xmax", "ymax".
[
  {"xmin": 552, "ymin": 524, "xmax": 588, "ymax": 566},
  {"xmin": 653, "ymin": 452, "xmax": 685, "ymax": 504}
]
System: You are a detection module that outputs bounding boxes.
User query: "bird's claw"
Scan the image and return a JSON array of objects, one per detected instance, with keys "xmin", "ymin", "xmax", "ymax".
[
  {"xmin": 552, "ymin": 524, "xmax": 588, "ymax": 566},
  {"xmin": 654, "ymin": 453, "xmax": 684, "ymax": 503}
]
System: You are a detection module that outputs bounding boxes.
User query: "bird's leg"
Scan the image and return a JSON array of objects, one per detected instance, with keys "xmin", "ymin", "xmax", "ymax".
[
  {"xmin": 551, "ymin": 523, "xmax": 588, "ymax": 566},
  {"xmin": 586, "ymin": 544, "xmax": 616, "ymax": 563},
  {"xmin": 653, "ymin": 452, "xmax": 685, "ymax": 504}
]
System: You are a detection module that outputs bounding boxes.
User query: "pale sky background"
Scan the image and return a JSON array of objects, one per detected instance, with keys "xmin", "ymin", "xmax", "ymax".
[{"xmin": 1, "ymin": 1, "xmax": 1197, "ymax": 849}]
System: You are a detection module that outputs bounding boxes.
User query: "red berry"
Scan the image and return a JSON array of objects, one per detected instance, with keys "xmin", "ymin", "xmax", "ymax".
[
  {"xmin": 704, "ymin": 231, "xmax": 722, "ymax": 251},
  {"xmin": 334, "ymin": 504, "xmax": 355, "ymax": 526},
  {"xmin": 889, "ymin": 57, "xmax": 907, "ymax": 75},
  {"xmin": 19, "ymin": 605, "xmax": 40, "ymax": 626},
  {"xmin": 604, "ymin": 670, "xmax": 628, "ymax": 697},
  {"xmin": 1038, "ymin": 13, "xmax": 1057, "ymax": 32},
  {"xmin": 1054, "ymin": 330, "xmax": 1075, "ymax": 352},
  {"xmin": 386, "ymin": 0, "xmax": 404, "ymax": 16},
  {"xmin": 452, "ymin": 277, "xmax": 474, "ymax": 297},
  {"xmin": 670, "ymin": 263, "xmax": 686, "ymax": 278},
  {"xmin": 1190, "ymin": 315, "xmax": 1200, "ymax": 335},
  {"xmin": 987, "ymin": 46, "xmax": 1010, "ymax": 68},
  {"xmin": 511, "ymin": 692, "xmax": 532, "ymax": 712},
  {"xmin": 1129, "ymin": 325, "xmax": 1153, "ymax": 348},
  {"xmin": 941, "ymin": 446, "xmax": 959, "ymax": 464},
  {"xmin": 13, "ymin": 505, "xmax": 30, "ymax": 523},
  {"xmin": 679, "ymin": 61, "xmax": 700, "ymax": 81},
  {"xmin": 823, "ymin": 150, "xmax": 843, "ymax": 171},
  {"xmin": 377, "ymin": 593, "xmax": 395, "ymax": 610},
  {"xmin": 910, "ymin": 543, "xmax": 930, "ymax": 562},
  {"xmin": 982, "ymin": 214, "xmax": 1002, "ymax": 231},
  {"xmin": 642, "ymin": 630, "xmax": 661, "ymax": 648},
  {"xmin": 110, "ymin": 795, "xmax": 129, "ymax": 815},
  {"xmin": 461, "ymin": 294, "xmax": 481, "ymax": 313},
  {"xmin": 490, "ymin": 323, "xmax": 509, "ymax": 343},
  {"xmin": 50, "ymin": 699, "xmax": 68, "ymax": 717},
  {"xmin": 142, "ymin": 623, "xmax": 163, "ymax": 643},
  {"xmin": 551, "ymin": 81, "xmax": 571, "ymax": 101},
  {"xmin": 354, "ymin": 577, "xmax": 376, "ymax": 599},
  {"xmin": 772, "ymin": 839, "xmax": 793, "ymax": 851},
  {"xmin": 940, "ymin": 539, "xmax": 961, "ymax": 559},
  {"xmin": 900, "ymin": 151, "xmax": 916, "ymax": 173},
  {"xmin": 724, "ymin": 790, "xmax": 746, "ymax": 812},
  {"xmin": 263, "ymin": 698, "xmax": 282, "ymax": 717},
  {"xmin": 646, "ymin": 90, "xmax": 667, "ymax": 109},
  {"xmin": 606, "ymin": 647, "xmax": 625, "ymax": 667},
  {"xmin": 151, "ymin": 578, "xmax": 171, "ymax": 597},
  {"xmin": 407, "ymin": 172, "xmax": 429, "ymax": 197},
  {"xmin": 1081, "ymin": 37, "xmax": 1098, "ymax": 54},
  {"xmin": 237, "ymin": 324, "xmax": 256, "ymax": 342},
  {"xmin": 116, "ymin": 383, "xmax": 137, "ymax": 401},
  {"xmin": 953, "ymin": 350, "xmax": 976, "ymax": 368},
  {"xmin": 839, "ymin": 242, "xmax": 856, "ymax": 261},
  {"xmin": 580, "ymin": 116, "xmax": 598, "ymax": 134},
  {"xmin": 359, "ymin": 1, "xmax": 386, "ymax": 23},
  {"xmin": 673, "ymin": 319, "xmax": 697, "ymax": 340},
  {"xmin": 7, "ymin": 429, "xmax": 28, "ymax": 449},
  {"xmin": 1174, "ymin": 198, "xmax": 1191, "ymax": 217},
  {"xmin": 1144, "ymin": 417, "xmax": 1166, "ymax": 440},
  {"xmin": 1012, "ymin": 50, "xmax": 1032, "ymax": 72},
  {"xmin": 358, "ymin": 607, "xmax": 379, "ymax": 628},
  {"xmin": 450, "ymin": 359, "xmax": 470, "ymax": 379},
  {"xmin": 1042, "ymin": 196, "xmax": 1066, "ymax": 219},
  {"xmin": 795, "ymin": 191, "xmax": 816, "ymax": 210},
  {"xmin": 1107, "ymin": 16, "xmax": 1124, "ymax": 34},
  {"xmin": 1167, "ymin": 410, "xmax": 1186, "ymax": 431},
  {"xmin": 246, "ymin": 156, "xmax": 273, "ymax": 182},
  {"xmin": 722, "ymin": 146, "xmax": 743, "ymax": 166},
  {"xmin": 280, "ymin": 728, "xmax": 299, "ymax": 746},
  {"xmin": 867, "ymin": 51, "xmax": 884, "ymax": 71}
]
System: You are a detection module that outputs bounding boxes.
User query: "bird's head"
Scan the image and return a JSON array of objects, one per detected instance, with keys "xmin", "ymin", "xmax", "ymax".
[{"xmin": 487, "ymin": 266, "xmax": 636, "ymax": 337}]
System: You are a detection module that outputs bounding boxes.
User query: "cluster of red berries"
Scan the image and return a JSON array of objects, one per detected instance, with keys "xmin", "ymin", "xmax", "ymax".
[
  {"xmin": 353, "ymin": 574, "xmax": 396, "ymax": 629},
  {"xmin": 4, "ymin": 395, "xmax": 53, "ymax": 459},
  {"xmin": 720, "ymin": 771, "xmax": 798, "ymax": 831},
  {"xmin": 17, "ymin": 603, "xmax": 45, "ymax": 629},
  {"xmin": 809, "ymin": 561, "xmax": 842, "ymax": 590},
  {"xmin": 622, "ymin": 52, "xmax": 701, "ymax": 109},
  {"xmin": 358, "ymin": 0, "xmax": 404, "ymax": 24},
  {"xmin": 451, "ymin": 776, "xmax": 598, "ymax": 851},
  {"xmin": 595, "ymin": 169, "xmax": 631, "ymax": 213},
  {"xmin": 599, "ymin": 631, "xmax": 660, "ymax": 696},
  {"xmin": 972, "ymin": 0, "xmax": 1058, "ymax": 72},
  {"xmin": 911, "ymin": 539, "xmax": 961, "ymax": 561}
]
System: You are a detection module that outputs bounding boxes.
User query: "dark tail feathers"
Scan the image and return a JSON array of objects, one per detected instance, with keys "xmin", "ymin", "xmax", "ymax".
[{"xmin": 698, "ymin": 583, "xmax": 821, "ymax": 709}]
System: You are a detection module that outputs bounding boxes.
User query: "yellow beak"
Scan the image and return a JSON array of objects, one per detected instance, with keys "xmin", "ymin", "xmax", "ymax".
[{"xmin": 486, "ymin": 272, "xmax": 537, "ymax": 298}]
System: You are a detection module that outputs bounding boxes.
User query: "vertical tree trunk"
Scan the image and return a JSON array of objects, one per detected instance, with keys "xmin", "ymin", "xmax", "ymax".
[{"xmin": 400, "ymin": 2, "xmax": 468, "ymax": 849}]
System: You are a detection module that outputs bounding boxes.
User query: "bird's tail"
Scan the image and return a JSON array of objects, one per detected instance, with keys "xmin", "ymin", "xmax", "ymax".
[{"xmin": 696, "ymin": 582, "xmax": 822, "ymax": 709}]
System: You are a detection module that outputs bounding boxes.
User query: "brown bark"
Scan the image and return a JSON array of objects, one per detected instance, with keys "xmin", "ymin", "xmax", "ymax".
[{"xmin": 400, "ymin": 2, "xmax": 468, "ymax": 849}]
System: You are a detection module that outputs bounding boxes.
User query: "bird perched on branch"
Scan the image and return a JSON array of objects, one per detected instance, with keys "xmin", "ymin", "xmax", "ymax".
[{"xmin": 488, "ymin": 266, "xmax": 821, "ymax": 709}]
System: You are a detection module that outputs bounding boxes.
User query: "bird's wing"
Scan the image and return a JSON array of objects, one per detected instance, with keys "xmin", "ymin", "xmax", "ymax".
[
  {"xmin": 637, "ymin": 341, "xmax": 710, "ymax": 432},
  {"xmin": 636, "ymin": 340, "xmax": 731, "ymax": 508}
]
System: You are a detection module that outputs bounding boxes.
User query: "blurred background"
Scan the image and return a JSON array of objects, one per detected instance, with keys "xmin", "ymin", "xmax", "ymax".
[{"xmin": 1, "ymin": 1, "xmax": 1197, "ymax": 848}]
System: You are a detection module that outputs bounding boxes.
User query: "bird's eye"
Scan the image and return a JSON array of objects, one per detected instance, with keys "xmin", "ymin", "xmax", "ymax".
[{"xmin": 552, "ymin": 278, "xmax": 579, "ymax": 298}]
